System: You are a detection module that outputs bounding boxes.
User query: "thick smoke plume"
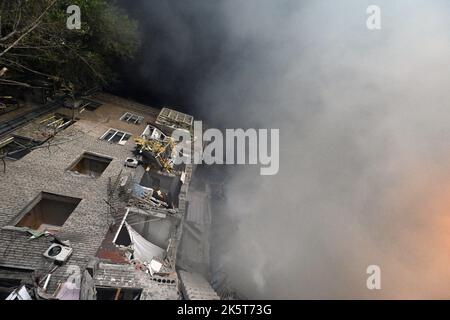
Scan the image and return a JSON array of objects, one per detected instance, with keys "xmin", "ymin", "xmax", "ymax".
[{"xmin": 118, "ymin": 0, "xmax": 450, "ymax": 298}]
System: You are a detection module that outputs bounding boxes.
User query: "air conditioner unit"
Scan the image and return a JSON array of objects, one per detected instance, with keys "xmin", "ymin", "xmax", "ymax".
[
  {"xmin": 125, "ymin": 157, "xmax": 139, "ymax": 168},
  {"xmin": 43, "ymin": 243, "xmax": 73, "ymax": 263}
]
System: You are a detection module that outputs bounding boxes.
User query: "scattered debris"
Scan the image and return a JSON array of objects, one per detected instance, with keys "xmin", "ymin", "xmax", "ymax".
[
  {"xmin": 10, "ymin": 227, "xmax": 54, "ymax": 240},
  {"xmin": 149, "ymin": 258, "xmax": 163, "ymax": 276},
  {"xmin": 135, "ymin": 136, "xmax": 177, "ymax": 174},
  {"xmin": 41, "ymin": 273, "xmax": 52, "ymax": 292},
  {"xmin": 130, "ymin": 183, "xmax": 170, "ymax": 209}
]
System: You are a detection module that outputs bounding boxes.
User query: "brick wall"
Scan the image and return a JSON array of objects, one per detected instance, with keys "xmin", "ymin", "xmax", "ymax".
[
  {"xmin": 94, "ymin": 262, "xmax": 179, "ymax": 300},
  {"xmin": 0, "ymin": 94, "xmax": 208, "ymax": 300},
  {"xmin": 0, "ymin": 96, "xmax": 160, "ymax": 296}
]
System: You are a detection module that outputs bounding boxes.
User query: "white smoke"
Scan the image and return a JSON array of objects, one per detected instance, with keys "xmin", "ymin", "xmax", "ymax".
[
  {"xmin": 194, "ymin": 0, "xmax": 450, "ymax": 299},
  {"xmin": 121, "ymin": 0, "xmax": 450, "ymax": 298}
]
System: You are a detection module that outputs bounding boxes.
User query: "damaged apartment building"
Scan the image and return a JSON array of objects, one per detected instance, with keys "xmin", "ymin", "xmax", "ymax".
[{"xmin": 0, "ymin": 92, "xmax": 219, "ymax": 300}]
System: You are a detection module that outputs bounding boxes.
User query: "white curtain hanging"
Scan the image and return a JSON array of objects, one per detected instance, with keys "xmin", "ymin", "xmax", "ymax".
[{"xmin": 125, "ymin": 222, "xmax": 165, "ymax": 262}]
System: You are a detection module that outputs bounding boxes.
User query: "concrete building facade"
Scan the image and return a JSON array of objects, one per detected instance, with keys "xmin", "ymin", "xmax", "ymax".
[{"xmin": 0, "ymin": 92, "xmax": 218, "ymax": 300}]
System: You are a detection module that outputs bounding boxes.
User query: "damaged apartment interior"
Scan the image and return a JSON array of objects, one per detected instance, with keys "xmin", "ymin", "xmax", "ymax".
[{"xmin": 0, "ymin": 89, "xmax": 223, "ymax": 300}]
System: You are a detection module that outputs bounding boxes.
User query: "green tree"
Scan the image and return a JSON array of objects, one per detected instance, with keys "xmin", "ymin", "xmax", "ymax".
[{"xmin": 0, "ymin": 0, "xmax": 139, "ymax": 98}]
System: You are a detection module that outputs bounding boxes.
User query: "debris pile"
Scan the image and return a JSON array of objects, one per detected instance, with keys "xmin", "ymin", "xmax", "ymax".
[
  {"xmin": 134, "ymin": 125, "xmax": 179, "ymax": 174},
  {"xmin": 129, "ymin": 184, "xmax": 171, "ymax": 210}
]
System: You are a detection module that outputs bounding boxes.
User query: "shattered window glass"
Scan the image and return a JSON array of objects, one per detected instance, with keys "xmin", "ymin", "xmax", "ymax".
[{"xmin": 101, "ymin": 129, "xmax": 132, "ymax": 145}]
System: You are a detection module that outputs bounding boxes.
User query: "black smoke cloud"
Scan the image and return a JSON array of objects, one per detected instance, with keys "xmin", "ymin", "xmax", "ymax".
[
  {"xmin": 114, "ymin": 0, "xmax": 227, "ymax": 110},
  {"xmin": 115, "ymin": 0, "xmax": 450, "ymax": 298}
]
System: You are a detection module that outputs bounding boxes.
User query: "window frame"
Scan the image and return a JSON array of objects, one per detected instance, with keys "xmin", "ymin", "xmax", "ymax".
[
  {"xmin": 0, "ymin": 136, "xmax": 40, "ymax": 160},
  {"xmin": 100, "ymin": 128, "xmax": 132, "ymax": 145},
  {"xmin": 120, "ymin": 112, "xmax": 144, "ymax": 125}
]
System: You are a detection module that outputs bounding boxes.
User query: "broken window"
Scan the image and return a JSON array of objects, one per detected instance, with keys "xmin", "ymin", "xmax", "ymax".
[
  {"xmin": 114, "ymin": 210, "xmax": 172, "ymax": 251},
  {"xmin": 100, "ymin": 129, "xmax": 132, "ymax": 145},
  {"xmin": 114, "ymin": 221, "xmax": 132, "ymax": 247},
  {"xmin": 81, "ymin": 98, "xmax": 103, "ymax": 111},
  {"xmin": 95, "ymin": 287, "xmax": 142, "ymax": 300},
  {"xmin": 141, "ymin": 124, "xmax": 167, "ymax": 141},
  {"xmin": 113, "ymin": 219, "xmax": 168, "ymax": 263},
  {"xmin": 139, "ymin": 171, "xmax": 182, "ymax": 208},
  {"xmin": 14, "ymin": 192, "xmax": 82, "ymax": 232},
  {"xmin": 156, "ymin": 107, "xmax": 193, "ymax": 130},
  {"xmin": 0, "ymin": 278, "xmax": 22, "ymax": 299},
  {"xmin": 39, "ymin": 113, "xmax": 75, "ymax": 131},
  {"xmin": 0, "ymin": 267, "xmax": 34, "ymax": 299},
  {"xmin": 69, "ymin": 152, "xmax": 112, "ymax": 178},
  {"xmin": 0, "ymin": 136, "xmax": 42, "ymax": 160},
  {"xmin": 120, "ymin": 112, "xmax": 144, "ymax": 125}
]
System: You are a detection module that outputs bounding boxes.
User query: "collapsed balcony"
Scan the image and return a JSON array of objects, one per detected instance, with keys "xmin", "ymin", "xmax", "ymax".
[
  {"xmin": 112, "ymin": 208, "xmax": 178, "ymax": 275},
  {"xmin": 135, "ymin": 171, "xmax": 182, "ymax": 209},
  {"xmin": 134, "ymin": 124, "xmax": 186, "ymax": 174}
]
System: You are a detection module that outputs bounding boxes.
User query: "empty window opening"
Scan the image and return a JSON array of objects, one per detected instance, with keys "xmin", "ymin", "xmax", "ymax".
[
  {"xmin": 0, "ymin": 136, "xmax": 42, "ymax": 160},
  {"xmin": 0, "ymin": 278, "xmax": 22, "ymax": 299},
  {"xmin": 95, "ymin": 287, "xmax": 142, "ymax": 300},
  {"xmin": 14, "ymin": 192, "xmax": 82, "ymax": 232},
  {"xmin": 0, "ymin": 267, "xmax": 34, "ymax": 299},
  {"xmin": 114, "ymin": 221, "xmax": 132, "ymax": 246},
  {"xmin": 81, "ymin": 98, "xmax": 103, "ymax": 111},
  {"xmin": 120, "ymin": 112, "xmax": 144, "ymax": 125},
  {"xmin": 69, "ymin": 152, "xmax": 112, "ymax": 178},
  {"xmin": 100, "ymin": 129, "xmax": 132, "ymax": 145}
]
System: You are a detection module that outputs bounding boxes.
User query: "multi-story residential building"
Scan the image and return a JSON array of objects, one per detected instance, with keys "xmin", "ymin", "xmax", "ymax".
[{"xmin": 0, "ymin": 92, "xmax": 219, "ymax": 300}]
